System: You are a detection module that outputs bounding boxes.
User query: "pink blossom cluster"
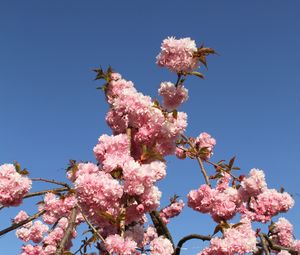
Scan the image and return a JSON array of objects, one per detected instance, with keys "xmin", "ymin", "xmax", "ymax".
[
  {"xmin": 158, "ymin": 82, "xmax": 188, "ymax": 110},
  {"xmin": 194, "ymin": 132, "xmax": 216, "ymax": 159},
  {"xmin": 104, "ymin": 234, "xmax": 137, "ymax": 255},
  {"xmin": 188, "ymin": 174, "xmax": 240, "ymax": 222},
  {"xmin": 93, "ymin": 134, "xmax": 131, "ymax": 173},
  {"xmin": 72, "ymin": 162, "xmax": 123, "ymax": 233},
  {"xmin": 16, "ymin": 220, "xmax": 49, "ymax": 243},
  {"xmin": 105, "ymin": 72, "xmax": 187, "ymax": 156},
  {"xmin": 271, "ymin": 217, "xmax": 294, "ymax": 247},
  {"xmin": 159, "ymin": 199, "xmax": 185, "ymax": 224},
  {"xmin": 0, "ymin": 164, "xmax": 31, "ymax": 207},
  {"xmin": 268, "ymin": 217, "xmax": 300, "ymax": 253},
  {"xmin": 198, "ymin": 219, "xmax": 257, "ymax": 255},
  {"xmin": 40, "ymin": 193, "xmax": 77, "ymax": 224},
  {"xmin": 20, "ymin": 216, "xmax": 77, "ymax": 255},
  {"xmin": 156, "ymin": 37, "xmax": 198, "ymax": 73},
  {"xmin": 149, "ymin": 236, "xmax": 174, "ymax": 255}
]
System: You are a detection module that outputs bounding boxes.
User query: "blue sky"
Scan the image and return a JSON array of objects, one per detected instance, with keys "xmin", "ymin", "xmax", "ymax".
[{"xmin": 0, "ymin": 1, "xmax": 300, "ymax": 254}]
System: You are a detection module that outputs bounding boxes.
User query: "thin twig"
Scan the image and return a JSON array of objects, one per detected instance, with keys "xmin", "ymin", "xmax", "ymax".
[
  {"xmin": 55, "ymin": 207, "xmax": 77, "ymax": 255},
  {"xmin": 174, "ymin": 234, "xmax": 211, "ymax": 255},
  {"xmin": 0, "ymin": 210, "xmax": 46, "ymax": 236},
  {"xmin": 76, "ymin": 203, "xmax": 107, "ymax": 245},
  {"xmin": 31, "ymin": 178, "xmax": 71, "ymax": 189},
  {"xmin": 181, "ymin": 134, "xmax": 211, "ymax": 187}
]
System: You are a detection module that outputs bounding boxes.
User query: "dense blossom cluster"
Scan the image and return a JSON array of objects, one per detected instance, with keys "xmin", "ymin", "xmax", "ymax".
[
  {"xmin": 0, "ymin": 36, "xmax": 298, "ymax": 255},
  {"xmin": 0, "ymin": 164, "xmax": 31, "ymax": 207},
  {"xmin": 159, "ymin": 199, "xmax": 185, "ymax": 224},
  {"xmin": 156, "ymin": 37, "xmax": 198, "ymax": 73},
  {"xmin": 158, "ymin": 82, "xmax": 188, "ymax": 110}
]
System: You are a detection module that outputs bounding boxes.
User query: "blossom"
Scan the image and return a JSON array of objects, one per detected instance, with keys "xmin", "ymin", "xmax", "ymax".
[
  {"xmin": 105, "ymin": 234, "xmax": 137, "ymax": 255},
  {"xmin": 156, "ymin": 37, "xmax": 198, "ymax": 73},
  {"xmin": 158, "ymin": 82, "xmax": 188, "ymax": 110},
  {"xmin": 160, "ymin": 199, "xmax": 185, "ymax": 224},
  {"xmin": 198, "ymin": 219, "xmax": 257, "ymax": 255},
  {"xmin": 240, "ymin": 168, "xmax": 267, "ymax": 197},
  {"xmin": 0, "ymin": 164, "xmax": 32, "ymax": 207},
  {"xmin": 14, "ymin": 210, "xmax": 32, "ymax": 228},
  {"xmin": 194, "ymin": 132, "xmax": 216, "ymax": 159},
  {"xmin": 271, "ymin": 217, "xmax": 294, "ymax": 247},
  {"xmin": 93, "ymin": 134, "xmax": 132, "ymax": 173},
  {"xmin": 41, "ymin": 193, "xmax": 77, "ymax": 224},
  {"xmin": 150, "ymin": 236, "xmax": 174, "ymax": 255}
]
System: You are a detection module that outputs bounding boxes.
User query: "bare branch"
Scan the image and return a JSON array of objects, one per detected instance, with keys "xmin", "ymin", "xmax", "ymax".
[
  {"xmin": 174, "ymin": 234, "xmax": 211, "ymax": 255},
  {"xmin": 31, "ymin": 178, "xmax": 71, "ymax": 189},
  {"xmin": 55, "ymin": 207, "xmax": 77, "ymax": 255}
]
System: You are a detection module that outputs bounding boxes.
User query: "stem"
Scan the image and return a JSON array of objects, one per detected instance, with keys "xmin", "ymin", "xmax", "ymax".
[
  {"xmin": 259, "ymin": 233, "xmax": 270, "ymax": 255},
  {"xmin": 55, "ymin": 207, "xmax": 77, "ymax": 255},
  {"xmin": 0, "ymin": 210, "xmax": 46, "ymax": 236},
  {"xmin": 76, "ymin": 203, "xmax": 109, "ymax": 249},
  {"xmin": 31, "ymin": 178, "xmax": 71, "ymax": 189},
  {"xmin": 150, "ymin": 210, "xmax": 174, "ymax": 248},
  {"xmin": 181, "ymin": 134, "xmax": 211, "ymax": 187},
  {"xmin": 174, "ymin": 234, "xmax": 211, "ymax": 255},
  {"xmin": 204, "ymin": 159, "xmax": 238, "ymax": 180},
  {"xmin": 175, "ymin": 73, "xmax": 182, "ymax": 87}
]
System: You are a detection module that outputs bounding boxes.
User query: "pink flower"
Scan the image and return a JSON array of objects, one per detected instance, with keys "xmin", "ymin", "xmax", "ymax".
[
  {"xmin": 160, "ymin": 199, "xmax": 185, "ymax": 224},
  {"xmin": 105, "ymin": 234, "xmax": 137, "ymax": 255},
  {"xmin": 271, "ymin": 217, "xmax": 294, "ymax": 247},
  {"xmin": 194, "ymin": 132, "xmax": 216, "ymax": 159},
  {"xmin": 94, "ymin": 134, "xmax": 132, "ymax": 173},
  {"xmin": 246, "ymin": 189, "xmax": 294, "ymax": 223},
  {"xmin": 21, "ymin": 244, "xmax": 44, "ymax": 255},
  {"xmin": 150, "ymin": 236, "xmax": 174, "ymax": 255},
  {"xmin": 0, "ymin": 164, "xmax": 32, "ymax": 207},
  {"xmin": 198, "ymin": 219, "xmax": 257, "ymax": 255},
  {"xmin": 42, "ymin": 193, "xmax": 77, "ymax": 224},
  {"xmin": 14, "ymin": 210, "xmax": 32, "ymax": 228},
  {"xmin": 156, "ymin": 37, "xmax": 198, "ymax": 73},
  {"xmin": 158, "ymin": 82, "xmax": 188, "ymax": 110},
  {"xmin": 187, "ymin": 184, "xmax": 215, "ymax": 213},
  {"xmin": 240, "ymin": 168, "xmax": 267, "ymax": 197}
]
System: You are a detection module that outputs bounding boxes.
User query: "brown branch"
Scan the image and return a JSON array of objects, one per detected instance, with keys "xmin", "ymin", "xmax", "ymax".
[
  {"xmin": 259, "ymin": 233, "xmax": 270, "ymax": 255},
  {"xmin": 76, "ymin": 203, "xmax": 111, "ymax": 254},
  {"xmin": 31, "ymin": 178, "xmax": 71, "ymax": 189},
  {"xmin": 181, "ymin": 134, "xmax": 211, "ymax": 187},
  {"xmin": 150, "ymin": 210, "xmax": 174, "ymax": 248},
  {"xmin": 0, "ymin": 210, "xmax": 46, "ymax": 236},
  {"xmin": 174, "ymin": 234, "xmax": 211, "ymax": 255},
  {"xmin": 55, "ymin": 207, "xmax": 77, "ymax": 255}
]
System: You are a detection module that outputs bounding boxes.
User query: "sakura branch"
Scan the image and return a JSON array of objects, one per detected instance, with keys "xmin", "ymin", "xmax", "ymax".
[
  {"xmin": 180, "ymin": 133, "xmax": 211, "ymax": 186},
  {"xmin": 0, "ymin": 210, "xmax": 46, "ymax": 237},
  {"xmin": 0, "ymin": 36, "xmax": 299, "ymax": 255}
]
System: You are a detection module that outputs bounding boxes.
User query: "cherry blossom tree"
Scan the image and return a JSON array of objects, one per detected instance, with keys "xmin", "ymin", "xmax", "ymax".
[{"xmin": 0, "ymin": 36, "xmax": 299, "ymax": 255}]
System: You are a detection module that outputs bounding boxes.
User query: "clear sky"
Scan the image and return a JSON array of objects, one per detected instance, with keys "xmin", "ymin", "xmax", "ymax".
[{"xmin": 0, "ymin": 1, "xmax": 300, "ymax": 254}]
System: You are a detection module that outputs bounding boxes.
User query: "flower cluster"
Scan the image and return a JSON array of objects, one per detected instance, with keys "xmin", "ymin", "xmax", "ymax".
[
  {"xmin": 156, "ymin": 37, "xmax": 198, "ymax": 73},
  {"xmin": 158, "ymin": 81, "xmax": 188, "ymax": 111},
  {"xmin": 0, "ymin": 164, "xmax": 31, "ymax": 207},
  {"xmin": 159, "ymin": 199, "xmax": 185, "ymax": 224},
  {"xmin": 198, "ymin": 219, "xmax": 257, "ymax": 255}
]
